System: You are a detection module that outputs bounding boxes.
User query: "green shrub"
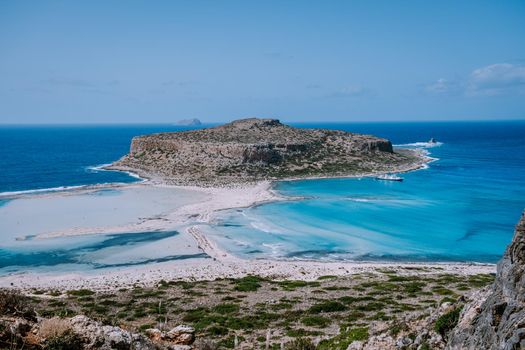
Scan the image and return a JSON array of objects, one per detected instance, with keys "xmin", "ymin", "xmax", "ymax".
[
  {"xmin": 286, "ymin": 337, "xmax": 317, "ymax": 350},
  {"xmin": 301, "ymin": 315, "xmax": 330, "ymax": 328},
  {"xmin": 213, "ymin": 303, "xmax": 239, "ymax": 314},
  {"xmin": 317, "ymin": 275, "xmax": 337, "ymax": 280},
  {"xmin": 317, "ymin": 327, "xmax": 368, "ymax": 350},
  {"xmin": 44, "ymin": 330, "xmax": 83, "ymax": 350},
  {"xmin": 309, "ymin": 301, "xmax": 347, "ymax": 313},
  {"xmin": 435, "ymin": 307, "xmax": 462, "ymax": 337},
  {"xmin": 67, "ymin": 289, "xmax": 95, "ymax": 297},
  {"xmin": 207, "ymin": 325, "xmax": 228, "ymax": 336},
  {"xmin": 279, "ymin": 280, "xmax": 309, "ymax": 290},
  {"xmin": 234, "ymin": 276, "xmax": 264, "ymax": 292}
]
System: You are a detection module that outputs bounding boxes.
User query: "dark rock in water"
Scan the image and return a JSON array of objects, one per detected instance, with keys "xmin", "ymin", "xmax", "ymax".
[
  {"xmin": 109, "ymin": 117, "xmax": 422, "ymax": 185},
  {"xmin": 446, "ymin": 211, "xmax": 525, "ymax": 350},
  {"xmin": 176, "ymin": 118, "xmax": 202, "ymax": 126}
]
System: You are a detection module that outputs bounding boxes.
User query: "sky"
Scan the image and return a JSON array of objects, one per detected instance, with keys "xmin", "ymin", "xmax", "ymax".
[{"xmin": 1, "ymin": 0, "xmax": 524, "ymax": 124}]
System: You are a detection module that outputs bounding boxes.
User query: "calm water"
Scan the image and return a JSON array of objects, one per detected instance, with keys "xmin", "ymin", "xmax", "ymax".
[
  {"xmin": 0, "ymin": 231, "xmax": 207, "ymax": 274},
  {"xmin": 206, "ymin": 121, "xmax": 525, "ymax": 263},
  {"xmin": 1, "ymin": 121, "xmax": 524, "ymax": 269},
  {"xmin": 0, "ymin": 124, "xmax": 207, "ymax": 194}
]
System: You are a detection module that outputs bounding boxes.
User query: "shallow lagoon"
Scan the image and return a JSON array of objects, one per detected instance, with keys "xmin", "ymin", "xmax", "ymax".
[
  {"xmin": 0, "ymin": 230, "xmax": 207, "ymax": 274},
  {"xmin": 207, "ymin": 122, "xmax": 525, "ymax": 263},
  {"xmin": 0, "ymin": 185, "xmax": 208, "ymax": 274},
  {"xmin": 0, "ymin": 185, "xmax": 207, "ymax": 242}
]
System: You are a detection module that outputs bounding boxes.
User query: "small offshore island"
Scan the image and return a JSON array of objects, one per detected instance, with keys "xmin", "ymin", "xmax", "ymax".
[{"xmin": 1, "ymin": 119, "xmax": 523, "ymax": 350}]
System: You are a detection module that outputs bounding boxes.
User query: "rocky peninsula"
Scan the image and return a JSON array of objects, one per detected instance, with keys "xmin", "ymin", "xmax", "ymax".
[{"xmin": 108, "ymin": 118, "xmax": 425, "ymax": 185}]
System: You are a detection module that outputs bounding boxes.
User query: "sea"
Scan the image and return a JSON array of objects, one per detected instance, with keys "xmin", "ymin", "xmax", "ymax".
[{"xmin": 0, "ymin": 121, "xmax": 524, "ymax": 272}]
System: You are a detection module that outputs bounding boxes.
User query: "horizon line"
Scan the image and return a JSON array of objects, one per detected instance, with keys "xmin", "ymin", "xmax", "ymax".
[{"xmin": 1, "ymin": 118, "xmax": 525, "ymax": 126}]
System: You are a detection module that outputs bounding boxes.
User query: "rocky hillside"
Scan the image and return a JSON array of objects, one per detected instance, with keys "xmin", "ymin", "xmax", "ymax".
[
  {"xmin": 446, "ymin": 211, "xmax": 525, "ymax": 350},
  {"xmin": 109, "ymin": 118, "xmax": 422, "ymax": 185}
]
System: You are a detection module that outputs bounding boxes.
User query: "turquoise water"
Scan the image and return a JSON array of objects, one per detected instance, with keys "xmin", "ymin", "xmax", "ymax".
[
  {"xmin": 0, "ymin": 231, "xmax": 207, "ymax": 274},
  {"xmin": 0, "ymin": 121, "xmax": 524, "ymax": 270},
  {"xmin": 207, "ymin": 121, "xmax": 525, "ymax": 263}
]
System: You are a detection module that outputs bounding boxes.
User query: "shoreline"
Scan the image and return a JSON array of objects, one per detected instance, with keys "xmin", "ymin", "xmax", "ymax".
[
  {"xmin": 0, "ymin": 251, "xmax": 496, "ymax": 291},
  {"xmin": 102, "ymin": 147, "xmax": 431, "ymax": 187},
  {"xmin": 0, "ymin": 146, "xmax": 494, "ymax": 291}
]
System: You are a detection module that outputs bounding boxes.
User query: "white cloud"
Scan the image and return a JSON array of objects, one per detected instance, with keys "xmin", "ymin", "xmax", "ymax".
[
  {"xmin": 467, "ymin": 63, "xmax": 525, "ymax": 96},
  {"xmin": 424, "ymin": 63, "xmax": 525, "ymax": 97},
  {"xmin": 424, "ymin": 78, "xmax": 458, "ymax": 95}
]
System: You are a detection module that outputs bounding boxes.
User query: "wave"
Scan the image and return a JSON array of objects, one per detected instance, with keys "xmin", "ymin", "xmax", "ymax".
[
  {"xmin": 250, "ymin": 220, "xmax": 278, "ymax": 233},
  {"xmin": 0, "ymin": 181, "xmax": 129, "ymax": 198},
  {"xmin": 261, "ymin": 242, "xmax": 285, "ymax": 256},
  {"xmin": 86, "ymin": 163, "xmax": 145, "ymax": 181},
  {"xmin": 395, "ymin": 141, "xmax": 443, "ymax": 148},
  {"xmin": 0, "ymin": 184, "xmax": 92, "ymax": 198}
]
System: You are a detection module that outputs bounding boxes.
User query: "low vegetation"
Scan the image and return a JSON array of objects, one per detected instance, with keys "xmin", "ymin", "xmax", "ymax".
[
  {"xmin": 435, "ymin": 307, "xmax": 463, "ymax": 338},
  {"xmin": 1, "ymin": 271, "xmax": 494, "ymax": 349}
]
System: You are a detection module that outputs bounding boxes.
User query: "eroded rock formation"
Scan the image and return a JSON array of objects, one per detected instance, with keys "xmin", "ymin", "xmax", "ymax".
[{"xmin": 446, "ymin": 211, "xmax": 525, "ymax": 350}]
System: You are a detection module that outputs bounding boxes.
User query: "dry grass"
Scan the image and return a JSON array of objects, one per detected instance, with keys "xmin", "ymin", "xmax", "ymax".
[
  {"xmin": 0, "ymin": 288, "xmax": 35, "ymax": 319},
  {"xmin": 39, "ymin": 317, "xmax": 72, "ymax": 339}
]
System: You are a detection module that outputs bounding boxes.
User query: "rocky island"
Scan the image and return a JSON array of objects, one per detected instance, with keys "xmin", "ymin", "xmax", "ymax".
[
  {"xmin": 109, "ymin": 118, "xmax": 424, "ymax": 185},
  {"xmin": 176, "ymin": 118, "xmax": 202, "ymax": 126}
]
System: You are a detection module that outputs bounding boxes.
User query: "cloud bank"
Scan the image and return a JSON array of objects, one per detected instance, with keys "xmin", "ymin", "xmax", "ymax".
[{"xmin": 425, "ymin": 63, "xmax": 525, "ymax": 97}]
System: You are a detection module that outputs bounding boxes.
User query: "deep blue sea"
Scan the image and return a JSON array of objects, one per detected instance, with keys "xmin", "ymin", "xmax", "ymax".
[
  {"xmin": 0, "ymin": 124, "xmax": 206, "ymax": 194},
  {"xmin": 1, "ymin": 121, "xmax": 524, "ymax": 266}
]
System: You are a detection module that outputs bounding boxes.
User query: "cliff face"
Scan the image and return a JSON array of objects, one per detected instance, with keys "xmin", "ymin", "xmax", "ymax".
[
  {"xmin": 446, "ymin": 211, "xmax": 525, "ymax": 350},
  {"xmin": 111, "ymin": 118, "xmax": 420, "ymax": 185}
]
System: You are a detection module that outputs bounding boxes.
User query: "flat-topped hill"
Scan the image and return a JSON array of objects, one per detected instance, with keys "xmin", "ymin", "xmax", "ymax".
[{"xmin": 109, "ymin": 118, "xmax": 423, "ymax": 185}]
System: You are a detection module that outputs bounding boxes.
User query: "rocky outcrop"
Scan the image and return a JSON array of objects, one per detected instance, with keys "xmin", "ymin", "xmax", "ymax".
[
  {"xmin": 145, "ymin": 325, "xmax": 195, "ymax": 348},
  {"xmin": 69, "ymin": 315, "xmax": 158, "ymax": 350},
  {"xmin": 110, "ymin": 118, "xmax": 422, "ymax": 185},
  {"xmin": 446, "ymin": 211, "xmax": 525, "ymax": 350},
  {"xmin": 0, "ymin": 313, "xmax": 196, "ymax": 350}
]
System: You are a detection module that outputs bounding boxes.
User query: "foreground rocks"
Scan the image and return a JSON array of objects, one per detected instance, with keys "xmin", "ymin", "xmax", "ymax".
[
  {"xmin": 446, "ymin": 211, "xmax": 525, "ymax": 350},
  {"xmin": 109, "ymin": 118, "xmax": 422, "ymax": 185},
  {"xmin": 0, "ymin": 312, "xmax": 195, "ymax": 350}
]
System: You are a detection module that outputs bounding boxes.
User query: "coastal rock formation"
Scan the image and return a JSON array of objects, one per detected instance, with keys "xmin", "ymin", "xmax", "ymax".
[
  {"xmin": 110, "ymin": 118, "xmax": 422, "ymax": 185},
  {"xmin": 446, "ymin": 211, "xmax": 525, "ymax": 350}
]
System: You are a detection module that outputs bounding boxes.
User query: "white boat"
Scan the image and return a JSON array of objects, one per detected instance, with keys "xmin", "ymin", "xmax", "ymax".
[{"xmin": 375, "ymin": 174, "xmax": 403, "ymax": 182}]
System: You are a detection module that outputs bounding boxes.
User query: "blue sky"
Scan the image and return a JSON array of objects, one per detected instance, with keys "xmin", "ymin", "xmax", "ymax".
[{"xmin": 1, "ymin": 1, "xmax": 524, "ymax": 123}]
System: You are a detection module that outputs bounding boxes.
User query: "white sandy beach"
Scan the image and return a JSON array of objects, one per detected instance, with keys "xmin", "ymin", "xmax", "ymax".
[
  {"xmin": 0, "ymin": 175, "xmax": 496, "ymax": 291},
  {"xmin": 0, "ymin": 181, "xmax": 280, "ymax": 241}
]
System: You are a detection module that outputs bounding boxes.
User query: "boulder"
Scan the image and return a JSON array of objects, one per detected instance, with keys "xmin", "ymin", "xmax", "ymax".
[
  {"xmin": 70, "ymin": 315, "xmax": 157, "ymax": 350},
  {"xmin": 145, "ymin": 325, "xmax": 195, "ymax": 346}
]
